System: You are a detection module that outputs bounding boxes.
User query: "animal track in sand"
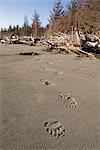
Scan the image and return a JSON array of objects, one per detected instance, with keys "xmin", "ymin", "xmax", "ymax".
[
  {"xmin": 58, "ymin": 92, "xmax": 78, "ymax": 108},
  {"xmin": 44, "ymin": 120, "xmax": 66, "ymax": 138},
  {"xmin": 40, "ymin": 79, "xmax": 55, "ymax": 86}
]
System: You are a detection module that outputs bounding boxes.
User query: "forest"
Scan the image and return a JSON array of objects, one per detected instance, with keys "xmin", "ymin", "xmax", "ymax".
[{"xmin": 1, "ymin": 0, "xmax": 100, "ymax": 37}]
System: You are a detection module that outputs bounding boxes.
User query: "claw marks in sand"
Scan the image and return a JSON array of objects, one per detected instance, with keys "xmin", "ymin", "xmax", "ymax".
[
  {"xmin": 44, "ymin": 121, "xmax": 66, "ymax": 138},
  {"xmin": 58, "ymin": 92, "xmax": 78, "ymax": 108}
]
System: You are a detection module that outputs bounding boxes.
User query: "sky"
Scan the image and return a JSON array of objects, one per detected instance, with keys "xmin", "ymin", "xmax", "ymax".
[{"xmin": 0, "ymin": 0, "xmax": 71, "ymax": 29}]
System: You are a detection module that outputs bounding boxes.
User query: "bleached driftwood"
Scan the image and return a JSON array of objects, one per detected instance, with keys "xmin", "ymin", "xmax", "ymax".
[{"xmin": 60, "ymin": 44, "xmax": 97, "ymax": 60}]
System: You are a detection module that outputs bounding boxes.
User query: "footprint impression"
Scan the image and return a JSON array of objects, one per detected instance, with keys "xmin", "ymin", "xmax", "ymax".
[
  {"xmin": 44, "ymin": 120, "xmax": 66, "ymax": 138},
  {"xmin": 40, "ymin": 79, "xmax": 55, "ymax": 86},
  {"xmin": 58, "ymin": 92, "xmax": 78, "ymax": 108}
]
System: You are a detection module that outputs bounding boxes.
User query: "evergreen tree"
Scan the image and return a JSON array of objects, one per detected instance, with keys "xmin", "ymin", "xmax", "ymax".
[
  {"xmin": 16, "ymin": 25, "xmax": 19, "ymax": 32},
  {"xmin": 68, "ymin": 0, "xmax": 77, "ymax": 27},
  {"xmin": 32, "ymin": 10, "xmax": 41, "ymax": 37},
  {"xmin": 23, "ymin": 15, "xmax": 29, "ymax": 36},
  {"xmin": 49, "ymin": 0, "xmax": 64, "ymax": 23},
  {"xmin": 0, "ymin": 28, "xmax": 3, "ymax": 32},
  {"xmin": 8, "ymin": 25, "xmax": 12, "ymax": 33}
]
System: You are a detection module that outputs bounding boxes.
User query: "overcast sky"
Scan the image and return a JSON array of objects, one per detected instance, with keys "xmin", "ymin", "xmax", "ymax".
[{"xmin": 0, "ymin": 0, "xmax": 71, "ymax": 29}]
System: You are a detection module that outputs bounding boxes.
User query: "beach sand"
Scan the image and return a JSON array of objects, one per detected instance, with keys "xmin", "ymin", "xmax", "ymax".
[{"xmin": 0, "ymin": 44, "xmax": 100, "ymax": 150}]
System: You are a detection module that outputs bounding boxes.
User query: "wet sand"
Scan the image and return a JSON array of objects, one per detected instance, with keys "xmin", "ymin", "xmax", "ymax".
[{"xmin": 0, "ymin": 44, "xmax": 100, "ymax": 150}]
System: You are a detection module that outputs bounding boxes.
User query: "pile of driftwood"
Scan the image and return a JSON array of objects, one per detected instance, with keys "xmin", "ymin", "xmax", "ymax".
[
  {"xmin": 0, "ymin": 35, "xmax": 41, "ymax": 45},
  {"xmin": 19, "ymin": 36, "xmax": 40, "ymax": 46},
  {"xmin": 0, "ymin": 35, "xmax": 20, "ymax": 44},
  {"xmin": 41, "ymin": 32, "xmax": 72, "ymax": 47},
  {"xmin": 41, "ymin": 31, "xmax": 100, "ymax": 60},
  {"xmin": 1, "ymin": 31, "xmax": 100, "ymax": 60},
  {"xmin": 0, "ymin": 36, "xmax": 11, "ymax": 44}
]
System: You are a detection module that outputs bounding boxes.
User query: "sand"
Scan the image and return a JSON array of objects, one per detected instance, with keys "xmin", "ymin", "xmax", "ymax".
[{"xmin": 0, "ymin": 44, "xmax": 100, "ymax": 150}]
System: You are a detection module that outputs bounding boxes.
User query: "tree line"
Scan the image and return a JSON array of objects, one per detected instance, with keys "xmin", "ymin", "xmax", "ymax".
[{"xmin": 1, "ymin": 0, "xmax": 100, "ymax": 37}]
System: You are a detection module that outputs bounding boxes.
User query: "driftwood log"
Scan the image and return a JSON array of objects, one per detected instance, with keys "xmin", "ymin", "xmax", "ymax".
[
  {"xmin": 19, "ymin": 52, "xmax": 40, "ymax": 56},
  {"xmin": 19, "ymin": 52, "xmax": 33, "ymax": 55},
  {"xmin": 46, "ymin": 40, "xmax": 97, "ymax": 60},
  {"xmin": 59, "ymin": 45, "xmax": 97, "ymax": 60}
]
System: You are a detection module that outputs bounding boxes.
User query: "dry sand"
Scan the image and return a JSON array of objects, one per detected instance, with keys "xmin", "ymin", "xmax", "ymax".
[{"xmin": 0, "ymin": 44, "xmax": 100, "ymax": 150}]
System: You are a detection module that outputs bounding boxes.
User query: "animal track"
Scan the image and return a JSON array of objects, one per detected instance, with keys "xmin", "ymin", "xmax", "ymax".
[
  {"xmin": 58, "ymin": 92, "xmax": 78, "ymax": 108},
  {"xmin": 40, "ymin": 79, "xmax": 51, "ymax": 85},
  {"xmin": 40, "ymin": 79, "xmax": 55, "ymax": 86},
  {"xmin": 44, "ymin": 121, "xmax": 66, "ymax": 138},
  {"xmin": 65, "ymin": 97, "xmax": 78, "ymax": 108}
]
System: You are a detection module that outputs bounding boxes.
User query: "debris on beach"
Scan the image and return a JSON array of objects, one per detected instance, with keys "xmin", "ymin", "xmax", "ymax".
[
  {"xmin": 40, "ymin": 31, "xmax": 100, "ymax": 60},
  {"xmin": 19, "ymin": 52, "xmax": 40, "ymax": 56},
  {"xmin": 1, "ymin": 30, "xmax": 100, "ymax": 60}
]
